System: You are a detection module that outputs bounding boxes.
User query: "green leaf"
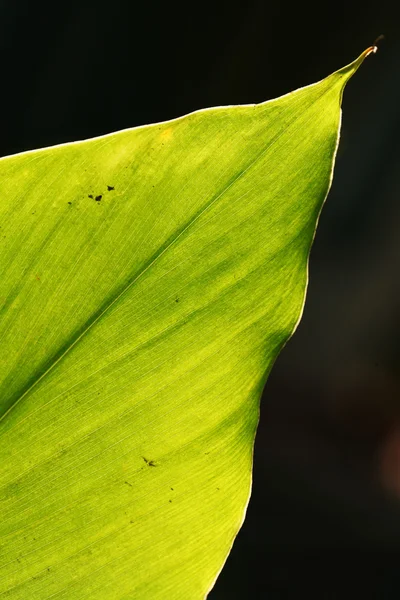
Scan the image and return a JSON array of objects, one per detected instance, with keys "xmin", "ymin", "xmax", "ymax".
[{"xmin": 0, "ymin": 49, "xmax": 373, "ymax": 598}]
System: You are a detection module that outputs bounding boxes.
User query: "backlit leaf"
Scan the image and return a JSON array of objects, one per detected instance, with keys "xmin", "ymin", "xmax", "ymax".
[{"xmin": 0, "ymin": 49, "xmax": 374, "ymax": 598}]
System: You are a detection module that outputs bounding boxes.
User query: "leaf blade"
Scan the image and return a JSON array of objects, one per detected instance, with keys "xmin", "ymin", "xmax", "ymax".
[{"xmin": 0, "ymin": 51, "xmax": 370, "ymax": 598}]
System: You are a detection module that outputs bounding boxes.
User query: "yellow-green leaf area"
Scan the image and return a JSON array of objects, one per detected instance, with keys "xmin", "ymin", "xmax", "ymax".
[{"xmin": 0, "ymin": 50, "xmax": 372, "ymax": 598}]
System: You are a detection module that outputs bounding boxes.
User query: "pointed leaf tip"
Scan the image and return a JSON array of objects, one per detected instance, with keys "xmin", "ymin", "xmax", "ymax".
[
  {"xmin": 353, "ymin": 45, "xmax": 378, "ymax": 70},
  {"xmin": 363, "ymin": 45, "xmax": 378, "ymax": 58},
  {"xmin": 347, "ymin": 45, "xmax": 378, "ymax": 74},
  {"xmin": 330, "ymin": 45, "xmax": 378, "ymax": 95}
]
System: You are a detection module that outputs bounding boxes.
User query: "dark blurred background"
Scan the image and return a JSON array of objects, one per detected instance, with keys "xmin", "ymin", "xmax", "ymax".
[{"xmin": 1, "ymin": 1, "xmax": 399, "ymax": 597}]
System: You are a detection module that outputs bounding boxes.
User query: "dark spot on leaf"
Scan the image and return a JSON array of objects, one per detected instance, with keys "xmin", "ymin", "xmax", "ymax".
[
  {"xmin": 175, "ymin": 298, "xmax": 179, "ymax": 303},
  {"xmin": 130, "ymin": 520, "xmax": 134, "ymax": 524},
  {"xmin": 88, "ymin": 194, "xmax": 93, "ymax": 199},
  {"xmin": 171, "ymin": 487, "xmax": 174, "ymax": 491},
  {"xmin": 204, "ymin": 452, "xmax": 210, "ymax": 455},
  {"xmin": 95, "ymin": 195, "xmax": 102, "ymax": 202},
  {"xmin": 67, "ymin": 202, "xmax": 72, "ymax": 205},
  {"xmin": 142, "ymin": 456, "xmax": 157, "ymax": 467},
  {"xmin": 107, "ymin": 185, "xmax": 115, "ymax": 191},
  {"xmin": 125, "ymin": 481, "xmax": 133, "ymax": 487},
  {"xmin": 169, "ymin": 499, "xmax": 172, "ymax": 503}
]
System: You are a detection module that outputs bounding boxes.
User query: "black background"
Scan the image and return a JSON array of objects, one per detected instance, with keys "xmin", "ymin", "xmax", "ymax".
[{"xmin": 1, "ymin": 1, "xmax": 399, "ymax": 598}]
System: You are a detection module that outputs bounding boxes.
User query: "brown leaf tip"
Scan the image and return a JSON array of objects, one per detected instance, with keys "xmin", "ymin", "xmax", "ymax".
[{"xmin": 363, "ymin": 45, "xmax": 378, "ymax": 58}]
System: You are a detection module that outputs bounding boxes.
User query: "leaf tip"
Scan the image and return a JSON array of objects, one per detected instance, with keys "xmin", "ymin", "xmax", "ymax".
[
  {"xmin": 362, "ymin": 44, "xmax": 378, "ymax": 59},
  {"xmin": 349, "ymin": 43, "xmax": 379, "ymax": 73},
  {"xmin": 362, "ymin": 34, "xmax": 385, "ymax": 60},
  {"xmin": 331, "ymin": 42, "xmax": 380, "ymax": 92}
]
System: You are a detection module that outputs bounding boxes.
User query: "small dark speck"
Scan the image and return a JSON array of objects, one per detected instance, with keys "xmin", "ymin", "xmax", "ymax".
[
  {"xmin": 107, "ymin": 185, "xmax": 115, "ymax": 191},
  {"xmin": 47, "ymin": 568, "xmax": 51, "ymax": 572},
  {"xmin": 125, "ymin": 481, "xmax": 133, "ymax": 487},
  {"xmin": 130, "ymin": 520, "xmax": 134, "ymax": 524},
  {"xmin": 169, "ymin": 500, "xmax": 172, "ymax": 503},
  {"xmin": 216, "ymin": 488, "xmax": 220, "ymax": 491},
  {"xmin": 88, "ymin": 194, "xmax": 93, "ymax": 199},
  {"xmin": 204, "ymin": 452, "xmax": 210, "ymax": 455},
  {"xmin": 67, "ymin": 202, "xmax": 72, "ymax": 205},
  {"xmin": 175, "ymin": 298, "xmax": 179, "ymax": 303},
  {"xmin": 170, "ymin": 487, "xmax": 174, "ymax": 491},
  {"xmin": 95, "ymin": 195, "xmax": 102, "ymax": 202}
]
